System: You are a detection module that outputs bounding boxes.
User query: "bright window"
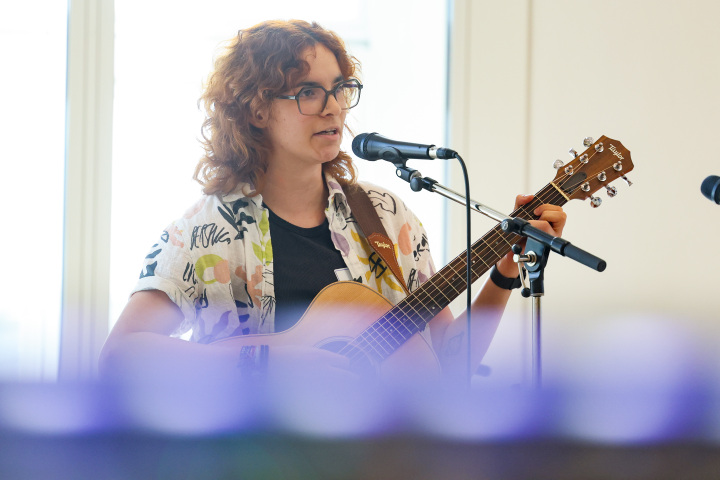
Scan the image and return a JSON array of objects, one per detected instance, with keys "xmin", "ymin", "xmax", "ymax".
[
  {"xmin": 110, "ymin": 1, "xmax": 449, "ymax": 326},
  {"xmin": 0, "ymin": 2, "xmax": 68, "ymax": 380}
]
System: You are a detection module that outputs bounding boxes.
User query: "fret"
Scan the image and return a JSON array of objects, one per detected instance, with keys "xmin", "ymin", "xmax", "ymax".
[
  {"xmin": 481, "ymin": 237, "xmax": 502, "ymax": 258},
  {"xmin": 375, "ymin": 316, "xmax": 405, "ymax": 347},
  {"xmin": 396, "ymin": 296, "xmax": 420, "ymax": 315},
  {"xmin": 385, "ymin": 312, "xmax": 415, "ymax": 338},
  {"xmin": 356, "ymin": 324, "xmax": 395, "ymax": 355},
  {"xmin": 353, "ymin": 316, "xmax": 419, "ymax": 361},
  {"xmin": 415, "ymin": 281, "xmax": 451, "ymax": 307},
  {"xmin": 392, "ymin": 304, "xmax": 423, "ymax": 333},
  {"xmin": 366, "ymin": 323, "xmax": 398, "ymax": 353},
  {"xmin": 345, "ymin": 335, "xmax": 385, "ymax": 364}
]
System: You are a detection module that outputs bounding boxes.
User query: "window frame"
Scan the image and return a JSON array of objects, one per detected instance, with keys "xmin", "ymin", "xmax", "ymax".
[{"xmin": 59, "ymin": 0, "xmax": 115, "ymax": 381}]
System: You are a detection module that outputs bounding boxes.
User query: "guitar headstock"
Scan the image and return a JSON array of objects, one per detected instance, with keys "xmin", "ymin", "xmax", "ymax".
[{"xmin": 552, "ymin": 136, "xmax": 633, "ymax": 207}]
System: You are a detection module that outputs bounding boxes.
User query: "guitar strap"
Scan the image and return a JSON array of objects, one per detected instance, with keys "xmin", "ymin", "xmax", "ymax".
[{"xmin": 344, "ymin": 183, "xmax": 410, "ymax": 295}]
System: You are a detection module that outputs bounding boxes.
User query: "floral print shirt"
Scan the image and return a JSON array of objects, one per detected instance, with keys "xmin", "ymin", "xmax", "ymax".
[{"xmin": 132, "ymin": 174, "xmax": 437, "ymax": 344}]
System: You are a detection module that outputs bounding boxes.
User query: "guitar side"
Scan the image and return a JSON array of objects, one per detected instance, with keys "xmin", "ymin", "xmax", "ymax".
[{"xmin": 211, "ymin": 281, "xmax": 442, "ymax": 382}]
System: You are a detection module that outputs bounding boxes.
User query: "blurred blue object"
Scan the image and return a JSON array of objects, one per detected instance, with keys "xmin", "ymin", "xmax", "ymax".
[{"xmin": 1, "ymin": 378, "xmax": 719, "ymax": 480}]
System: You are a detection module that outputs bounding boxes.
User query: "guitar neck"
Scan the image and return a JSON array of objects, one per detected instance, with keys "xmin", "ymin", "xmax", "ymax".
[
  {"xmin": 405, "ymin": 183, "xmax": 568, "ymax": 319},
  {"xmin": 349, "ymin": 183, "xmax": 569, "ymax": 362}
]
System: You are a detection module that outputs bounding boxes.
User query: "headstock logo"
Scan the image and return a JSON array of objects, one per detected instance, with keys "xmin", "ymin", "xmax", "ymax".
[{"xmin": 609, "ymin": 144, "xmax": 624, "ymax": 160}]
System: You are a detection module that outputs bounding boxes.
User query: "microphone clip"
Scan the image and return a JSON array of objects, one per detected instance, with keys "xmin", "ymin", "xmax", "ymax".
[
  {"xmin": 394, "ymin": 165, "xmax": 438, "ymax": 192},
  {"xmin": 377, "ymin": 147, "xmax": 408, "ymax": 165}
]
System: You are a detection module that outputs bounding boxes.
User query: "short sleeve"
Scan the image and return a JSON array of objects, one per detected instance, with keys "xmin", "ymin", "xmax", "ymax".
[{"xmin": 131, "ymin": 220, "xmax": 198, "ymax": 337}]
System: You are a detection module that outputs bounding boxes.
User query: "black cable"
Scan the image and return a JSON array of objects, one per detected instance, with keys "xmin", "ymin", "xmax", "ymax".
[{"xmin": 452, "ymin": 152, "xmax": 472, "ymax": 388}]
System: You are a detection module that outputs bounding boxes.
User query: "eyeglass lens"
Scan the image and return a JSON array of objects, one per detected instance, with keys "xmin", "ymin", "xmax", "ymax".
[{"xmin": 297, "ymin": 81, "xmax": 360, "ymax": 115}]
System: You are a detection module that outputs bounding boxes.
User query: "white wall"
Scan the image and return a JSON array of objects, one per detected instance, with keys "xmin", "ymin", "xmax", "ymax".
[{"xmin": 449, "ymin": 0, "xmax": 720, "ymax": 388}]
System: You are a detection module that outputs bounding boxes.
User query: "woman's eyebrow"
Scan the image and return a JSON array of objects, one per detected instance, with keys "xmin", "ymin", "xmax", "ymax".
[{"xmin": 295, "ymin": 75, "xmax": 346, "ymax": 88}]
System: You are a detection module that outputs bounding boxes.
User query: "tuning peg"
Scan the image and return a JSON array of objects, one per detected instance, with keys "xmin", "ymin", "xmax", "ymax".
[
  {"xmin": 595, "ymin": 142, "xmax": 604, "ymax": 153},
  {"xmin": 583, "ymin": 137, "xmax": 594, "ymax": 147},
  {"xmin": 622, "ymin": 175, "xmax": 633, "ymax": 186},
  {"xmin": 569, "ymin": 148, "xmax": 578, "ymax": 158},
  {"xmin": 605, "ymin": 185, "xmax": 618, "ymax": 197},
  {"xmin": 589, "ymin": 196, "xmax": 602, "ymax": 208},
  {"xmin": 579, "ymin": 154, "xmax": 589, "ymax": 164},
  {"xmin": 553, "ymin": 159, "xmax": 564, "ymax": 170}
]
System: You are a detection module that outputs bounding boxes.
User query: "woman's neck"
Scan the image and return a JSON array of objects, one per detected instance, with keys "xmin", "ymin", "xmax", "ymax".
[{"xmin": 261, "ymin": 166, "xmax": 328, "ymax": 228}]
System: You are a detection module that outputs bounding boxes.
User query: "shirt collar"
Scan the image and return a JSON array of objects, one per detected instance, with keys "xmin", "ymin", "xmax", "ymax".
[
  {"xmin": 219, "ymin": 173, "xmax": 351, "ymax": 212},
  {"xmin": 220, "ymin": 182, "xmax": 262, "ymax": 208},
  {"xmin": 325, "ymin": 172, "xmax": 355, "ymax": 217}
]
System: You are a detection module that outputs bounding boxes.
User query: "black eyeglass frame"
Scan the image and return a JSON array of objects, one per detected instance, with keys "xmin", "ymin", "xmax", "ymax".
[{"xmin": 276, "ymin": 78, "xmax": 363, "ymax": 116}]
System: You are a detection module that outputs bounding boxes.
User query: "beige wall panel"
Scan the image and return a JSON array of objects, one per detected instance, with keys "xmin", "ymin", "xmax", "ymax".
[
  {"xmin": 448, "ymin": 0, "xmax": 534, "ymax": 384},
  {"xmin": 450, "ymin": 0, "xmax": 720, "ymax": 387}
]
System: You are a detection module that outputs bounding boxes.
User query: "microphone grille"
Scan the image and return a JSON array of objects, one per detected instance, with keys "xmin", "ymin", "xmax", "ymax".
[
  {"xmin": 701, "ymin": 175, "xmax": 720, "ymax": 204},
  {"xmin": 351, "ymin": 134, "xmax": 365, "ymax": 157},
  {"xmin": 352, "ymin": 132, "xmax": 379, "ymax": 160}
]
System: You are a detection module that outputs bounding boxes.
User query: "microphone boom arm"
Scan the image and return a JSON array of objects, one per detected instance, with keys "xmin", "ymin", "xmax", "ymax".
[
  {"xmin": 394, "ymin": 165, "xmax": 606, "ymax": 272},
  {"xmin": 395, "ymin": 165, "xmax": 509, "ymax": 223}
]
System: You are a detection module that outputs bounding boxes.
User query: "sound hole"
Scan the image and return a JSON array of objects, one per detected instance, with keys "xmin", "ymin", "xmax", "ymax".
[{"xmin": 316, "ymin": 337, "xmax": 377, "ymax": 377}]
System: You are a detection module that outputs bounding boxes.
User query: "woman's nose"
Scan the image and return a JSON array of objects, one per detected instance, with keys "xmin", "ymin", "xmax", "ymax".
[{"xmin": 322, "ymin": 92, "xmax": 342, "ymax": 115}]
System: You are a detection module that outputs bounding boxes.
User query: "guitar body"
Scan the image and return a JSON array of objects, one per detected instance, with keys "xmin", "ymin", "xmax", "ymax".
[{"xmin": 212, "ymin": 281, "xmax": 442, "ymax": 382}]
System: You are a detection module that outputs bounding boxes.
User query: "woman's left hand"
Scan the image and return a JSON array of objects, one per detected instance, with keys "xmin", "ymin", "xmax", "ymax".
[{"xmin": 495, "ymin": 194, "xmax": 567, "ymax": 277}]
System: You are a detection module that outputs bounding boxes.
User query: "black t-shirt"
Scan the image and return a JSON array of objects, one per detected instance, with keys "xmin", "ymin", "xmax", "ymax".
[{"xmin": 268, "ymin": 208, "xmax": 347, "ymax": 332}]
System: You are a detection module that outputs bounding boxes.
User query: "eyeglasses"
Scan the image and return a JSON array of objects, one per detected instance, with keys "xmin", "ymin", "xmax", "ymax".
[{"xmin": 276, "ymin": 79, "xmax": 363, "ymax": 116}]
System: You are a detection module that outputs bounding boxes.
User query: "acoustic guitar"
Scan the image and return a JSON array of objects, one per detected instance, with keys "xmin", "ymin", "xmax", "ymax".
[{"xmin": 212, "ymin": 136, "xmax": 633, "ymax": 381}]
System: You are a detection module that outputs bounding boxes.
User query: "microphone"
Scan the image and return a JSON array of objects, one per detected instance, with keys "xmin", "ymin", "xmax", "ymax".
[
  {"xmin": 701, "ymin": 175, "xmax": 720, "ymax": 204},
  {"xmin": 351, "ymin": 132, "xmax": 457, "ymax": 162}
]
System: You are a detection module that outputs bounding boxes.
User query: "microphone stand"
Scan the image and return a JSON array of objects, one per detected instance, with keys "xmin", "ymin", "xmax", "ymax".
[
  {"xmin": 394, "ymin": 164, "xmax": 606, "ymax": 389},
  {"xmin": 509, "ymin": 236, "xmax": 551, "ymax": 389},
  {"xmin": 395, "ymin": 165, "xmax": 509, "ymax": 223}
]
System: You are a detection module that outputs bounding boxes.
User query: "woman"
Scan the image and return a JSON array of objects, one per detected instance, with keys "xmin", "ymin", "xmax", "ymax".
[{"xmin": 99, "ymin": 20, "xmax": 566, "ymax": 386}]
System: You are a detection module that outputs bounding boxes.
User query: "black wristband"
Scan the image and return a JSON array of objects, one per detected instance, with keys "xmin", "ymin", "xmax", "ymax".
[{"xmin": 489, "ymin": 265, "xmax": 522, "ymax": 290}]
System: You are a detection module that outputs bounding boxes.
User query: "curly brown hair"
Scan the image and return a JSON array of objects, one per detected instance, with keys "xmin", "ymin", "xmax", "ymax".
[{"xmin": 194, "ymin": 20, "xmax": 360, "ymax": 196}]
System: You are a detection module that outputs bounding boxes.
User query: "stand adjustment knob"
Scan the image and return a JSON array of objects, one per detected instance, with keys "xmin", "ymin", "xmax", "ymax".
[{"xmin": 511, "ymin": 243, "xmax": 531, "ymax": 296}]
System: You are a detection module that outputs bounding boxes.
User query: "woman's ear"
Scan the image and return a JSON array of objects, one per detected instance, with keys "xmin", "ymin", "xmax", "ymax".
[{"xmin": 250, "ymin": 108, "xmax": 269, "ymax": 128}]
